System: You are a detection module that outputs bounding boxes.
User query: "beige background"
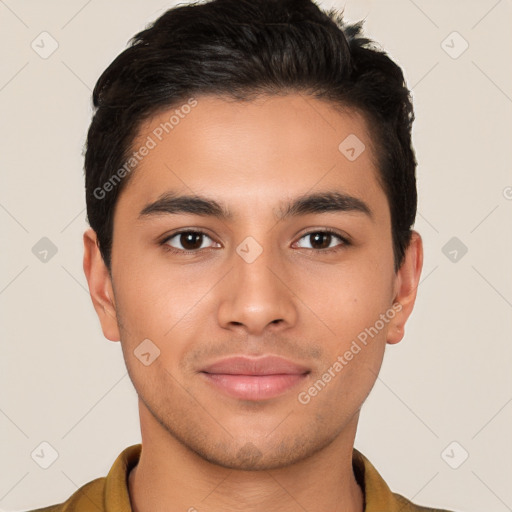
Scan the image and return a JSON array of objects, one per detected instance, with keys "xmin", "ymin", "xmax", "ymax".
[{"xmin": 1, "ymin": 0, "xmax": 511, "ymax": 511}]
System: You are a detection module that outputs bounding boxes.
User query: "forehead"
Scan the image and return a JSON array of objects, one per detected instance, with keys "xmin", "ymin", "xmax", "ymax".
[{"xmin": 117, "ymin": 93, "xmax": 388, "ymax": 222}]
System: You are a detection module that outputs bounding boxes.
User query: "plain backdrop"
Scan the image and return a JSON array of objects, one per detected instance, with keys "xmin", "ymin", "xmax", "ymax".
[{"xmin": 1, "ymin": 0, "xmax": 511, "ymax": 511}]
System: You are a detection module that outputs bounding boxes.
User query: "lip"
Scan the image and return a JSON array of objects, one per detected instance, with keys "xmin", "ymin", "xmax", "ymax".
[
  {"xmin": 200, "ymin": 355, "xmax": 310, "ymax": 401},
  {"xmin": 201, "ymin": 355, "xmax": 310, "ymax": 375}
]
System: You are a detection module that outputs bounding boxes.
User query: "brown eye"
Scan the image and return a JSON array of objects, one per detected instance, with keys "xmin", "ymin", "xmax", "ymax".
[
  {"xmin": 164, "ymin": 231, "xmax": 216, "ymax": 251},
  {"xmin": 309, "ymin": 232, "xmax": 332, "ymax": 249},
  {"xmin": 295, "ymin": 230, "xmax": 348, "ymax": 251}
]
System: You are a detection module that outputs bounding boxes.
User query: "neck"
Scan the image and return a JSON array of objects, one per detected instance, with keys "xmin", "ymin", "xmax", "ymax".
[{"xmin": 128, "ymin": 402, "xmax": 364, "ymax": 512}]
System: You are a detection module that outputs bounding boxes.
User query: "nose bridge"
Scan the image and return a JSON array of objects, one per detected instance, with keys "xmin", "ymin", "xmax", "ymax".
[
  {"xmin": 216, "ymin": 235, "xmax": 297, "ymax": 334},
  {"xmin": 235, "ymin": 237, "xmax": 280, "ymax": 296}
]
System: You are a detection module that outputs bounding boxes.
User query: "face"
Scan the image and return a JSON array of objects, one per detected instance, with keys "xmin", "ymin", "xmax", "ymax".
[{"xmin": 84, "ymin": 93, "xmax": 422, "ymax": 470}]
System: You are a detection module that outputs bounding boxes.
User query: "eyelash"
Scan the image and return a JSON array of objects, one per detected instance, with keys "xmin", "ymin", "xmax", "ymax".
[{"xmin": 160, "ymin": 228, "xmax": 351, "ymax": 255}]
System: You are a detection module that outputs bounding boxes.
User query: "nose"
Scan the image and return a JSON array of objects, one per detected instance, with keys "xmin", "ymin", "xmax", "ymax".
[{"xmin": 216, "ymin": 242, "xmax": 298, "ymax": 336}]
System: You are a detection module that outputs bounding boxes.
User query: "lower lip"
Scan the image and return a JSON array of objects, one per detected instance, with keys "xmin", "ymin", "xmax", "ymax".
[{"xmin": 201, "ymin": 373, "xmax": 308, "ymax": 401}]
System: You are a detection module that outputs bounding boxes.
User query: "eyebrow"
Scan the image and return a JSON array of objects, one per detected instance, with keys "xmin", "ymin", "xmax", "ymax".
[
  {"xmin": 138, "ymin": 190, "xmax": 373, "ymax": 221},
  {"xmin": 277, "ymin": 190, "xmax": 372, "ymax": 221}
]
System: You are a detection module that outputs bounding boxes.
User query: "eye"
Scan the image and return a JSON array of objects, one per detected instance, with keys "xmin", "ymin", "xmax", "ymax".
[
  {"xmin": 162, "ymin": 230, "xmax": 219, "ymax": 252},
  {"xmin": 294, "ymin": 229, "xmax": 350, "ymax": 252}
]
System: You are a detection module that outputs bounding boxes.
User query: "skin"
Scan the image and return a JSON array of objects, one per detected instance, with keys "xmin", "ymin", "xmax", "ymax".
[{"xmin": 83, "ymin": 93, "xmax": 423, "ymax": 512}]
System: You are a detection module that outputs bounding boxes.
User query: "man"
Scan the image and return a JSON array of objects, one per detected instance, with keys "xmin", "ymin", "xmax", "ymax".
[{"xmin": 29, "ymin": 0, "xmax": 457, "ymax": 510}]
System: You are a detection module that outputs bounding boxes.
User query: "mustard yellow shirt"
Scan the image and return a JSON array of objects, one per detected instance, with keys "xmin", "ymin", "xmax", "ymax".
[{"xmin": 27, "ymin": 444, "xmax": 456, "ymax": 512}]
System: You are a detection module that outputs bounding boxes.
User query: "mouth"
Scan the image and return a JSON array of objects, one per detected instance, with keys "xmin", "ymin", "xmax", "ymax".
[{"xmin": 199, "ymin": 355, "xmax": 310, "ymax": 401}]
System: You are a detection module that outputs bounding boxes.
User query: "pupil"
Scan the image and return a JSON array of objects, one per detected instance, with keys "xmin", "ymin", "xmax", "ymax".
[
  {"xmin": 312, "ymin": 233, "xmax": 330, "ymax": 249},
  {"xmin": 181, "ymin": 232, "xmax": 202, "ymax": 250}
]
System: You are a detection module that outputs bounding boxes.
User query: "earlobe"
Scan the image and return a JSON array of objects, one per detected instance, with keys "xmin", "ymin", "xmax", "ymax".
[
  {"xmin": 83, "ymin": 228, "xmax": 121, "ymax": 342},
  {"xmin": 387, "ymin": 230, "xmax": 423, "ymax": 345}
]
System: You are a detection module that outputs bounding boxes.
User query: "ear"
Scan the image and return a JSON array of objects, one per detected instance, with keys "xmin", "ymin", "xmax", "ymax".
[
  {"xmin": 83, "ymin": 228, "xmax": 120, "ymax": 342},
  {"xmin": 387, "ymin": 230, "xmax": 423, "ymax": 345}
]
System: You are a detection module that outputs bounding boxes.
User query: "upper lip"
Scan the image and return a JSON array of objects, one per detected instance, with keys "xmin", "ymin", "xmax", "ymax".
[{"xmin": 200, "ymin": 355, "xmax": 310, "ymax": 376}]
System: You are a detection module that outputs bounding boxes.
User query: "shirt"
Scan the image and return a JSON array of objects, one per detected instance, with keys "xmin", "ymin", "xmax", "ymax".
[{"xmin": 27, "ymin": 443, "xmax": 456, "ymax": 512}]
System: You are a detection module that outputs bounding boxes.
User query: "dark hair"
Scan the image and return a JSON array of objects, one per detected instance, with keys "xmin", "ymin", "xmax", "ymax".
[{"xmin": 85, "ymin": 0, "xmax": 417, "ymax": 272}]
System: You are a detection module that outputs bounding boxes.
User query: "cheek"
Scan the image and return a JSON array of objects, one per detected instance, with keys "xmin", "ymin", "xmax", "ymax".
[
  {"xmin": 113, "ymin": 244, "xmax": 187, "ymax": 322},
  {"xmin": 112, "ymin": 257, "xmax": 217, "ymax": 359},
  {"xmin": 296, "ymin": 276, "xmax": 390, "ymax": 416},
  {"xmin": 292, "ymin": 256, "xmax": 394, "ymax": 343}
]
